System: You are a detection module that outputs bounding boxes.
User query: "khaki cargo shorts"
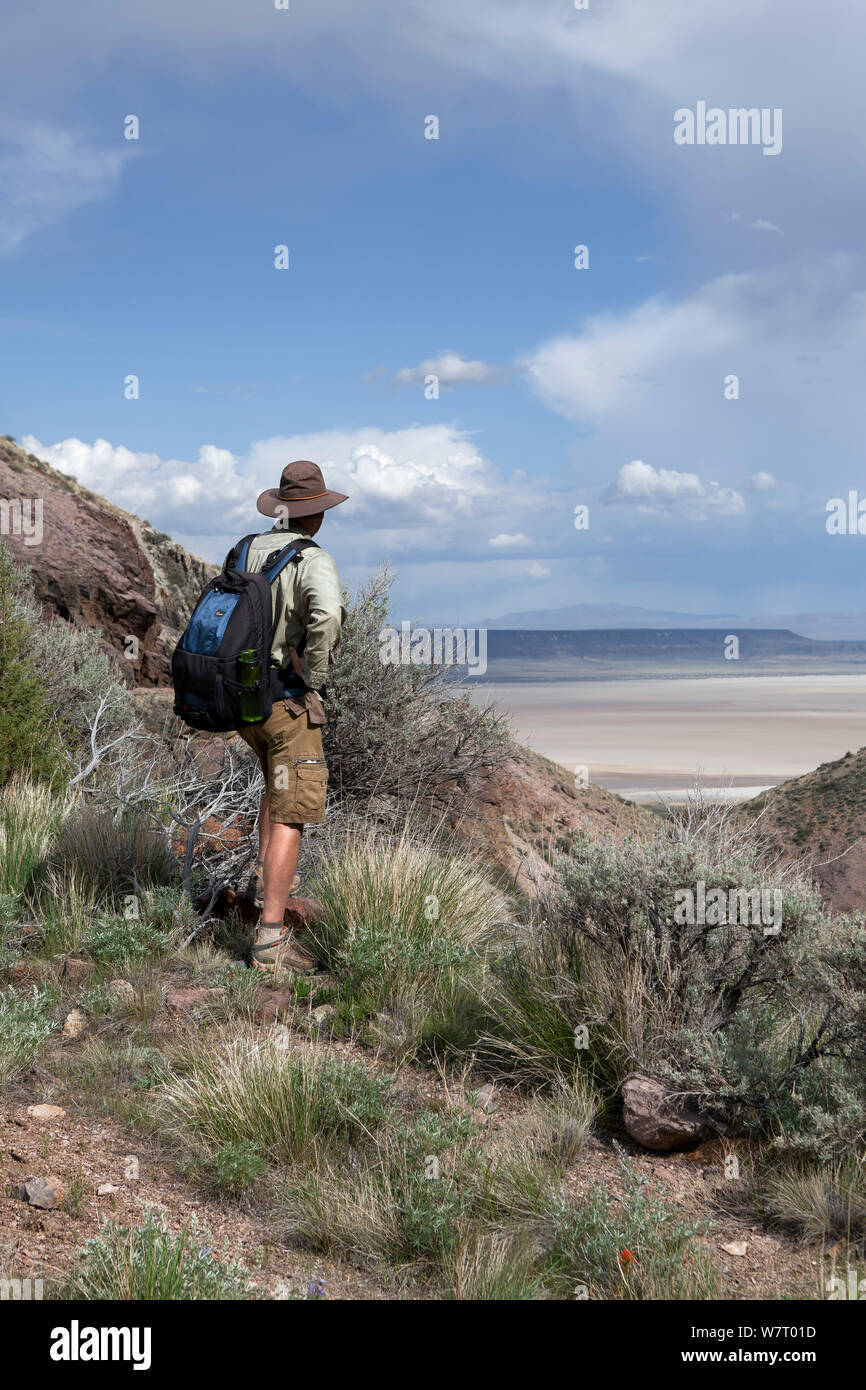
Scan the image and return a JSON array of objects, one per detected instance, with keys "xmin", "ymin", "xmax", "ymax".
[{"xmin": 238, "ymin": 698, "xmax": 328, "ymax": 825}]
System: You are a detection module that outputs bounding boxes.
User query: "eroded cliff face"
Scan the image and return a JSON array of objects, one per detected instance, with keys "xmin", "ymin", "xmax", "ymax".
[{"xmin": 0, "ymin": 437, "xmax": 216, "ymax": 685}]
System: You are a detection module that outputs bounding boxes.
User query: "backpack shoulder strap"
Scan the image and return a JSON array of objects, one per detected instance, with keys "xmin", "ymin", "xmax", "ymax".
[
  {"xmin": 262, "ymin": 536, "xmax": 319, "ymax": 582},
  {"xmin": 224, "ymin": 533, "xmax": 259, "ymax": 573}
]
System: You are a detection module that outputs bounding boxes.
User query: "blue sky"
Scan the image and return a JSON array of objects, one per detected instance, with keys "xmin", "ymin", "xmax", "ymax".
[{"xmin": 2, "ymin": 0, "xmax": 865, "ymax": 622}]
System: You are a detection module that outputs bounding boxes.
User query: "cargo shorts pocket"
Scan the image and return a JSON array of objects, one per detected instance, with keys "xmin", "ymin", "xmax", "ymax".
[{"xmin": 295, "ymin": 758, "xmax": 328, "ymax": 822}]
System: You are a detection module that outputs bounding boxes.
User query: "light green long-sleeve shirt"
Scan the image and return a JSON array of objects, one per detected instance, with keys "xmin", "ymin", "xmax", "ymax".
[{"xmin": 243, "ymin": 523, "xmax": 345, "ymax": 692}]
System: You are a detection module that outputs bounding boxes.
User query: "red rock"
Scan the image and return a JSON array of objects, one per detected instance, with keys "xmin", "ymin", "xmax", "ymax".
[
  {"xmin": 254, "ymin": 989, "xmax": 295, "ymax": 1024},
  {"xmin": 0, "ymin": 438, "xmax": 215, "ymax": 686},
  {"xmin": 284, "ymin": 897, "xmax": 324, "ymax": 929},
  {"xmin": 62, "ymin": 957, "xmax": 95, "ymax": 984},
  {"xmin": 165, "ymin": 986, "xmax": 226, "ymax": 1013}
]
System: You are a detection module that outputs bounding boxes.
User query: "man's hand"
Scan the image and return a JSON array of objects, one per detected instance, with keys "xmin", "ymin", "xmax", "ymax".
[{"xmin": 288, "ymin": 645, "xmax": 305, "ymax": 678}]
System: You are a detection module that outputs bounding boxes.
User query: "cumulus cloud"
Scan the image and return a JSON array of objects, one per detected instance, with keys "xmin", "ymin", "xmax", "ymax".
[
  {"xmin": 392, "ymin": 351, "xmax": 505, "ymax": 388},
  {"xmin": 488, "ymin": 532, "xmax": 529, "ymax": 548},
  {"xmin": 0, "ymin": 126, "xmax": 131, "ymax": 253},
  {"xmin": 748, "ymin": 471, "xmax": 776, "ymax": 492},
  {"xmin": 603, "ymin": 460, "xmax": 745, "ymax": 519},
  {"xmin": 526, "ymin": 560, "xmax": 551, "ymax": 579},
  {"xmin": 23, "ymin": 424, "xmax": 541, "ymax": 563}
]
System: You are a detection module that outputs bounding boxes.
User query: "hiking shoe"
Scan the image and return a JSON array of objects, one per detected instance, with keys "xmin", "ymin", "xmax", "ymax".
[
  {"xmin": 251, "ymin": 928, "xmax": 318, "ymax": 976},
  {"xmin": 276, "ymin": 935, "xmax": 318, "ymax": 975}
]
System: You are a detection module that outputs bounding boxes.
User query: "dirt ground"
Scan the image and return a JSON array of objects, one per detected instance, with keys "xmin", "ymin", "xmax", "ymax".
[{"xmin": 0, "ymin": 1021, "xmax": 823, "ymax": 1302}]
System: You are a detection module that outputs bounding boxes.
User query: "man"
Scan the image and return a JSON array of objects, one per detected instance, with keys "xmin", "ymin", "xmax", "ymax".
[{"xmin": 238, "ymin": 459, "xmax": 347, "ymax": 973}]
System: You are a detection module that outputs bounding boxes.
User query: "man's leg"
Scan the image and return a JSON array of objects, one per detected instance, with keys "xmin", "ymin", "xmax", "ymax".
[
  {"xmin": 253, "ymin": 822, "xmax": 316, "ymax": 972},
  {"xmin": 261, "ymin": 822, "xmax": 302, "ymax": 922},
  {"xmin": 250, "ymin": 703, "xmax": 324, "ymax": 973},
  {"xmin": 251, "ymin": 794, "xmax": 300, "ymax": 906},
  {"xmin": 257, "ymin": 793, "xmax": 271, "ymax": 863}
]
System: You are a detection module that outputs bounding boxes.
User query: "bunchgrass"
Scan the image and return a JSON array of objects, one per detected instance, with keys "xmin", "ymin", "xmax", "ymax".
[
  {"xmin": 60, "ymin": 1211, "xmax": 259, "ymax": 1300},
  {"xmin": 761, "ymin": 1153, "xmax": 866, "ymax": 1249},
  {"xmin": 0, "ymin": 778, "xmax": 68, "ymax": 896},
  {"xmin": 153, "ymin": 1035, "xmax": 392, "ymax": 1165},
  {"xmin": 308, "ymin": 828, "xmax": 508, "ymax": 1056}
]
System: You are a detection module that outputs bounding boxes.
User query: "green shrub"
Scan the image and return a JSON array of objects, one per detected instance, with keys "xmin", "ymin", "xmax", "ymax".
[
  {"xmin": 480, "ymin": 821, "xmax": 866, "ymax": 1156},
  {"xmin": 79, "ymin": 912, "xmax": 171, "ymax": 967},
  {"xmin": 0, "ymin": 548, "xmax": 71, "ymax": 787},
  {"xmin": 0, "ymin": 985, "xmax": 57, "ymax": 1084},
  {"xmin": 283, "ymin": 1108, "xmax": 716, "ymax": 1299},
  {"xmin": 205, "ymin": 1141, "xmax": 268, "ymax": 1195},
  {"xmin": 61, "ymin": 1211, "xmax": 259, "ymax": 1300},
  {"xmin": 323, "ymin": 566, "xmax": 511, "ymax": 804},
  {"xmin": 0, "ymin": 540, "xmax": 136, "ymax": 791},
  {"xmin": 538, "ymin": 1161, "xmax": 718, "ymax": 1300}
]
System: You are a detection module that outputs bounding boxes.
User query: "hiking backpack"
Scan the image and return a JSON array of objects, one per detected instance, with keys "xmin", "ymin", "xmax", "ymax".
[{"xmin": 171, "ymin": 532, "xmax": 318, "ymax": 733}]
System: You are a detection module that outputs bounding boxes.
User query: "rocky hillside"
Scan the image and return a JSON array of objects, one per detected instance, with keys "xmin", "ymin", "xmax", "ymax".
[
  {"xmin": 0, "ymin": 437, "xmax": 215, "ymax": 685},
  {"xmin": 740, "ymin": 746, "xmax": 866, "ymax": 912}
]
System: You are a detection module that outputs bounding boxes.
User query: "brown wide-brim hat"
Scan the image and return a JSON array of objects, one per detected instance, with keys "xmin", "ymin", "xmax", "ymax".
[{"xmin": 256, "ymin": 459, "xmax": 349, "ymax": 519}]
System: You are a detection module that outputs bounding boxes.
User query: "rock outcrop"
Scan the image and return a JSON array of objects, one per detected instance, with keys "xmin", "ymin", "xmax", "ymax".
[
  {"xmin": 736, "ymin": 747, "xmax": 866, "ymax": 913},
  {"xmin": 0, "ymin": 436, "xmax": 215, "ymax": 685}
]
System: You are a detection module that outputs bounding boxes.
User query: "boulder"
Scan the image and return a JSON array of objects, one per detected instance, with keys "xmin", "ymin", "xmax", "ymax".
[
  {"xmin": 61, "ymin": 1009, "xmax": 87, "ymax": 1039},
  {"xmin": 62, "ymin": 957, "xmax": 95, "ymax": 984},
  {"xmin": 254, "ymin": 989, "xmax": 295, "ymax": 1024},
  {"xmin": 108, "ymin": 979, "xmax": 135, "ymax": 1003},
  {"xmin": 12, "ymin": 1176, "xmax": 66, "ymax": 1209},
  {"xmin": 621, "ymin": 1072, "xmax": 720, "ymax": 1152},
  {"xmin": 26, "ymin": 1104, "xmax": 66, "ymax": 1121},
  {"xmin": 284, "ymin": 897, "xmax": 324, "ymax": 930},
  {"xmin": 165, "ymin": 986, "xmax": 226, "ymax": 1013}
]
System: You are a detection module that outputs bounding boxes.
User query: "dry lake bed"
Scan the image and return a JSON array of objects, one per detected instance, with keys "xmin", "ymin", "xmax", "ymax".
[{"xmin": 472, "ymin": 673, "xmax": 866, "ymax": 804}]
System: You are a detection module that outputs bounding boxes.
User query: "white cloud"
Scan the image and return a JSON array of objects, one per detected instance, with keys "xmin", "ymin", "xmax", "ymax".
[
  {"xmin": 23, "ymin": 424, "xmax": 541, "ymax": 562},
  {"xmin": 392, "ymin": 351, "xmax": 504, "ymax": 388},
  {"xmin": 726, "ymin": 211, "xmax": 783, "ymax": 234},
  {"xmin": 526, "ymin": 561, "xmax": 551, "ymax": 579},
  {"xmin": 489, "ymin": 532, "xmax": 529, "ymax": 548},
  {"xmin": 748, "ymin": 471, "xmax": 776, "ymax": 492},
  {"xmin": 0, "ymin": 126, "xmax": 131, "ymax": 253},
  {"xmin": 4, "ymin": 2, "xmax": 865, "ymax": 278},
  {"xmin": 522, "ymin": 259, "xmax": 863, "ymax": 422},
  {"xmin": 604, "ymin": 460, "xmax": 745, "ymax": 519}
]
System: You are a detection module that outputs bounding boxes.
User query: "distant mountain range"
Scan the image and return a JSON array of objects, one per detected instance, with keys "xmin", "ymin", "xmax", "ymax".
[
  {"xmin": 474, "ymin": 628, "xmax": 866, "ymax": 681},
  {"xmin": 475, "ymin": 603, "xmax": 866, "ymax": 641}
]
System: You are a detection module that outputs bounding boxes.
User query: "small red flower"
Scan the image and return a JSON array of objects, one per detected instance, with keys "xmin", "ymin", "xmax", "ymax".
[{"xmin": 619, "ymin": 1248, "xmax": 636, "ymax": 1270}]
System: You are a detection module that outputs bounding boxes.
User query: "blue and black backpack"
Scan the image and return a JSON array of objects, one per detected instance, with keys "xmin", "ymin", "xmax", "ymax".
[{"xmin": 171, "ymin": 532, "xmax": 318, "ymax": 732}]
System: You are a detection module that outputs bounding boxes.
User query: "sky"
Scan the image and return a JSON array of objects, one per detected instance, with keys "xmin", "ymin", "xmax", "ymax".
[{"xmin": 1, "ymin": 0, "xmax": 865, "ymax": 623}]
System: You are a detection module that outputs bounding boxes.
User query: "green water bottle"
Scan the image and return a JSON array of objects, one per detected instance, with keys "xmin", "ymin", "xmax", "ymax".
[{"xmin": 237, "ymin": 649, "xmax": 262, "ymax": 723}]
